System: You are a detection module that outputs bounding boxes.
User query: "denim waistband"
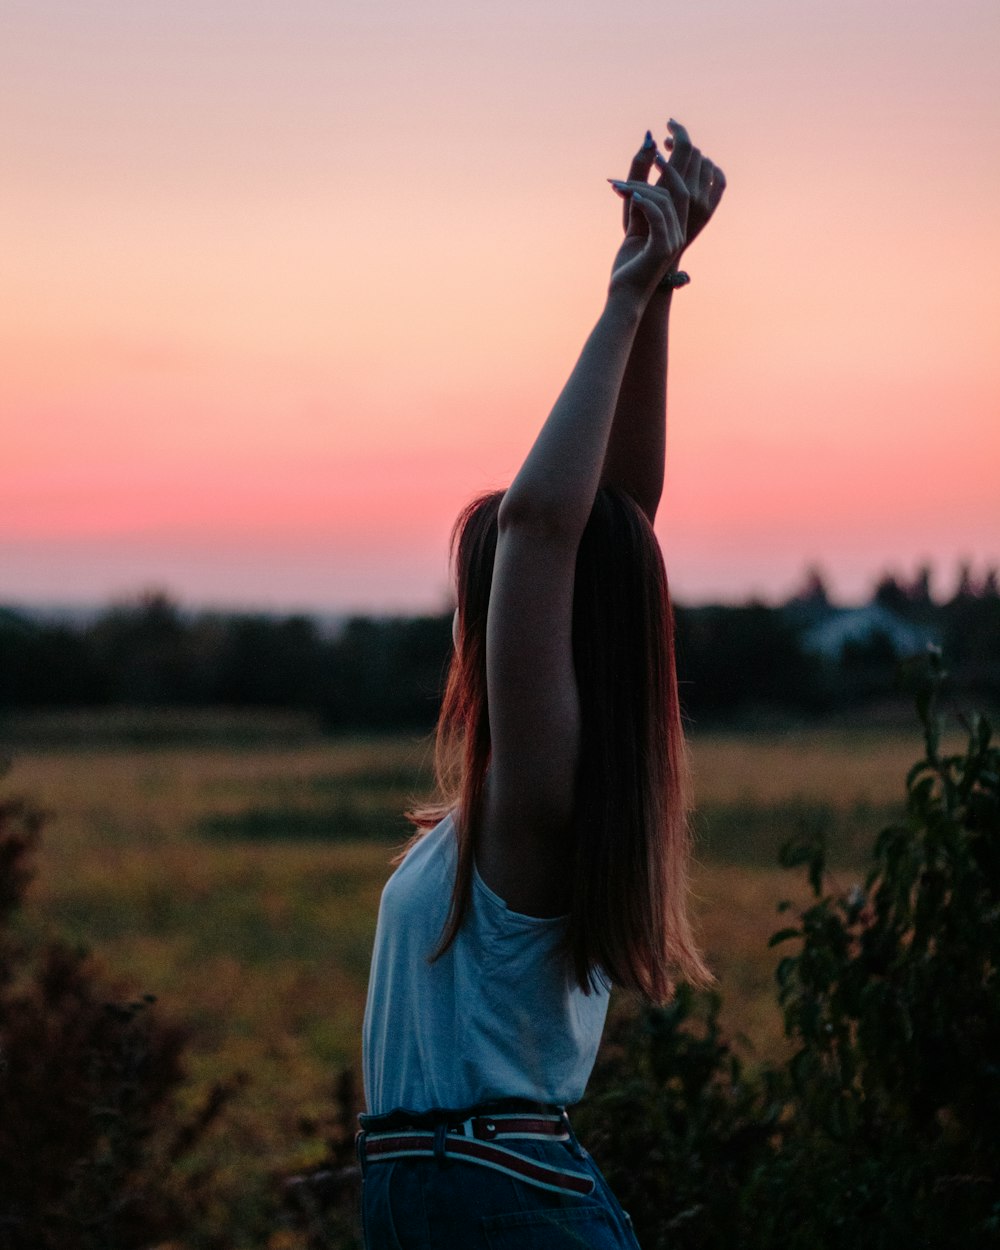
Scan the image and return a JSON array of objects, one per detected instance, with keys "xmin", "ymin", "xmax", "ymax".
[{"xmin": 358, "ymin": 1098, "xmax": 567, "ymax": 1134}]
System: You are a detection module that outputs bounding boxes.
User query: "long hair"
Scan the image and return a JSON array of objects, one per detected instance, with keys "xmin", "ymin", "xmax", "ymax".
[{"xmin": 406, "ymin": 486, "xmax": 713, "ymax": 1003}]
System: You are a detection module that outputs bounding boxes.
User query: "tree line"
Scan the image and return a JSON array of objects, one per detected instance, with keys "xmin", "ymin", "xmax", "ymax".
[{"xmin": 2, "ymin": 565, "xmax": 998, "ymax": 726}]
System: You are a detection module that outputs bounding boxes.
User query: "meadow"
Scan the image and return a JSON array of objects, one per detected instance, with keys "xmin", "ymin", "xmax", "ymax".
[{"xmin": 1, "ymin": 710, "xmax": 939, "ymax": 1234}]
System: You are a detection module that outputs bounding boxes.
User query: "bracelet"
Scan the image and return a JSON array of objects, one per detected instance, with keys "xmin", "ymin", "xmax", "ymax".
[{"xmin": 658, "ymin": 270, "xmax": 691, "ymax": 292}]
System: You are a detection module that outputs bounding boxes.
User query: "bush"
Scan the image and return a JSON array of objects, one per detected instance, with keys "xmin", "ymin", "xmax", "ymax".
[
  {"xmin": 580, "ymin": 649, "xmax": 1000, "ymax": 1249},
  {"xmin": 575, "ymin": 988, "xmax": 782, "ymax": 1249},
  {"xmin": 0, "ymin": 780, "xmax": 242, "ymax": 1250},
  {"xmin": 754, "ymin": 648, "xmax": 1000, "ymax": 1247}
]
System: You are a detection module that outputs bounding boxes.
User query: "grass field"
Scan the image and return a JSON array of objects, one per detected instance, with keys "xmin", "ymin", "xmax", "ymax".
[{"xmin": 0, "ymin": 710, "xmax": 939, "ymax": 1239}]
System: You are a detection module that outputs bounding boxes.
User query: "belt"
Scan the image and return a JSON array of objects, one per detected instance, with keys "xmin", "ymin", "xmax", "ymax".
[{"xmin": 357, "ymin": 1111, "xmax": 595, "ymax": 1197}]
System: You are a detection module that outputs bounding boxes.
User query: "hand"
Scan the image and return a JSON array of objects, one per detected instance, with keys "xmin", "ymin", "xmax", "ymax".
[
  {"xmin": 607, "ymin": 175, "xmax": 687, "ymax": 300},
  {"xmin": 619, "ymin": 120, "xmax": 726, "ymax": 258}
]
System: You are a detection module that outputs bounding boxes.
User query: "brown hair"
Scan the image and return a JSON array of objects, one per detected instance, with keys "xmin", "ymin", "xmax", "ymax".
[{"xmin": 407, "ymin": 486, "xmax": 713, "ymax": 1003}]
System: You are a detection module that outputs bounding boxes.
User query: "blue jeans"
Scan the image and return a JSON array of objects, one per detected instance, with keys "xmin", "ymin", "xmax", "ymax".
[{"xmin": 357, "ymin": 1109, "xmax": 641, "ymax": 1249}]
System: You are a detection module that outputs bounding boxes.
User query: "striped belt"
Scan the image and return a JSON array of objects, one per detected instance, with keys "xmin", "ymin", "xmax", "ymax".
[{"xmin": 357, "ymin": 1111, "xmax": 595, "ymax": 1197}]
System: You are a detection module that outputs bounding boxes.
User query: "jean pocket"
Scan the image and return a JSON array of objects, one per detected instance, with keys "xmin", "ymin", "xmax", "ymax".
[{"xmin": 483, "ymin": 1203, "xmax": 622, "ymax": 1249}]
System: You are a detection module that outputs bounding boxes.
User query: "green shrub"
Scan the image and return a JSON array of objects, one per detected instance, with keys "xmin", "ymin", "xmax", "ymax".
[
  {"xmin": 753, "ymin": 648, "xmax": 1000, "ymax": 1247},
  {"xmin": 580, "ymin": 650, "xmax": 1000, "ymax": 1249},
  {"xmin": 0, "ymin": 780, "xmax": 243, "ymax": 1250},
  {"xmin": 575, "ymin": 988, "xmax": 781, "ymax": 1249}
]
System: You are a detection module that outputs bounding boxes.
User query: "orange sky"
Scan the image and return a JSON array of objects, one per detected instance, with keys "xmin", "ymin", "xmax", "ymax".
[{"xmin": 2, "ymin": 0, "xmax": 998, "ymax": 610}]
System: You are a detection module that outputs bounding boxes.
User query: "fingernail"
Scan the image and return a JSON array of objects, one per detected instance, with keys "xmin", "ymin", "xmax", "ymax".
[
  {"xmin": 642, "ymin": 130, "xmax": 655, "ymax": 151},
  {"xmin": 654, "ymin": 152, "xmax": 669, "ymax": 168},
  {"xmin": 668, "ymin": 118, "xmax": 678, "ymax": 127},
  {"xmin": 608, "ymin": 178, "xmax": 629, "ymax": 190}
]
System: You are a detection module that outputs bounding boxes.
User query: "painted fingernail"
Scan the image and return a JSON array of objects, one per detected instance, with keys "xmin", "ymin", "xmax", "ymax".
[
  {"xmin": 654, "ymin": 152, "xmax": 669, "ymax": 168},
  {"xmin": 642, "ymin": 129, "xmax": 656, "ymax": 151},
  {"xmin": 608, "ymin": 178, "xmax": 629, "ymax": 190}
]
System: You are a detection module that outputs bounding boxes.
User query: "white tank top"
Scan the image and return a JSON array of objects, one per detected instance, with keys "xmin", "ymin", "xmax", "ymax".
[{"xmin": 362, "ymin": 812, "xmax": 610, "ymax": 1115}]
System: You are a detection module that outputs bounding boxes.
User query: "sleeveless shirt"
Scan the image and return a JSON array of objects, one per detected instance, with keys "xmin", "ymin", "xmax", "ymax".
[{"xmin": 362, "ymin": 812, "xmax": 610, "ymax": 1115}]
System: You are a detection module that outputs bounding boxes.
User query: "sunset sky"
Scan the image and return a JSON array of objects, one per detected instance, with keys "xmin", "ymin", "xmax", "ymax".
[{"xmin": 3, "ymin": 0, "xmax": 998, "ymax": 613}]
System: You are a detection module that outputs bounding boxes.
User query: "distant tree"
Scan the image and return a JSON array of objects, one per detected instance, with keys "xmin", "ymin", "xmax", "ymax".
[
  {"xmin": 941, "ymin": 566, "xmax": 1000, "ymax": 707},
  {"xmin": 674, "ymin": 604, "xmax": 827, "ymax": 720},
  {"xmin": 789, "ymin": 564, "xmax": 832, "ymax": 609},
  {"xmin": 213, "ymin": 613, "xmax": 327, "ymax": 708},
  {"xmin": 953, "ymin": 560, "xmax": 978, "ymax": 603},
  {"xmin": 876, "ymin": 564, "xmax": 936, "ymax": 613},
  {"xmin": 0, "ymin": 613, "xmax": 106, "ymax": 708},
  {"xmin": 322, "ymin": 614, "xmax": 451, "ymax": 729},
  {"xmin": 87, "ymin": 590, "xmax": 192, "ymax": 705},
  {"xmin": 907, "ymin": 562, "xmax": 934, "ymax": 607},
  {"xmin": 873, "ymin": 572, "xmax": 909, "ymax": 615}
]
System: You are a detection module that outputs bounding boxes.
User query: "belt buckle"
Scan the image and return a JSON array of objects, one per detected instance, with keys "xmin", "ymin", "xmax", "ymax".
[{"xmin": 457, "ymin": 1114, "xmax": 498, "ymax": 1140}]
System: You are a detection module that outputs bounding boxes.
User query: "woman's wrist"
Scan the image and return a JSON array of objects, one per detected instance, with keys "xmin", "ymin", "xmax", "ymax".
[
  {"xmin": 646, "ymin": 285, "xmax": 674, "ymax": 311},
  {"xmin": 603, "ymin": 283, "xmax": 648, "ymax": 330}
]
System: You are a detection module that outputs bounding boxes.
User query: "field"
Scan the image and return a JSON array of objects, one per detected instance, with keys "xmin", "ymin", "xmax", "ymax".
[{"xmin": 1, "ymin": 710, "xmax": 940, "ymax": 1235}]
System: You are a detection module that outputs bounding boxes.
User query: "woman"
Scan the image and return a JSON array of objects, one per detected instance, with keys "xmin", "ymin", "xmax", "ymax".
[{"xmin": 358, "ymin": 120, "xmax": 726, "ymax": 1249}]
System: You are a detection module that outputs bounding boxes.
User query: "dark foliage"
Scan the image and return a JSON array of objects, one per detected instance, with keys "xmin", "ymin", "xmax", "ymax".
[
  {"xmin": 0, "ymin": 780, "xmax": 245, "ymax": 1250},
  {"xmin": 213, "ymin": 613, "xmax": 328, "ymax": 708},
  {"xmin": 574, "ymin": 988, "xmax": 783, "ymax": 1249},
  {"xmin": 575, "ymin": 649, "xmax": 1000, "ymax": 1249},
  {"xmin": 0, "ymin": 610, "xmax": 106, "ymax": 707},
  {"xmin": 4, "ymin": 571, "xmax": 1000, "ymax": 727},
  {"xmin": 753, "ymin": 648, "xmax": 1000, "ymax": 1248},
  {"xmin": 280, "ymin": 1067, "xmax": 364, "ymax": 1248},
  {"xmin": 320, "ymin": 614, "xmax": 452, "ymax": 729},
  {"xmin": 674, "ymin": 603, "xmax": 828, "ymax": 718},
  {"xmin": 1, "ymin": 594, "xmax": 456, "ymax": 730}
]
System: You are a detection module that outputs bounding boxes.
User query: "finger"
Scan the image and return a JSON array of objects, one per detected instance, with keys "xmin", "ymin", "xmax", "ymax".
[
  {"xmin": 632, "ymin": 191, "xmax": 684, "ymax": 260},
  {"xmin": 648, "ymin": 159, "xmax": 692, "ymax": 221},
  {"xmin": 629, "ymin": 192, "xmax": 668, "ymax": 250},
  {"xmin": 707, "ymin": 165, "xmax": 727, "ymax": 210},
  {"xmin": 623, "ymin": 132, "xmax": 657, "ymax": 229},
  {"xmin": 626, "ymin": 131, "xmax": 658, "ymax": 182},
  {"xmin": 611, "ymin": 179, "xmax": 648, "ymax": 240},
  {"xmin": 632, "ymin": 161, "xmax": 690, "ymax": 238},
  {"xmin": 611, "ymin": 176, "xmax": 686, "ymax": 225},
  {"xmin": 609, "ymin": 177, "xmax": 663, "ymax": 197},
  {"xmin": 696, "ymin": 158, "xmax": 715, "ymax": 203},
  {"xmin": 687, "ymin": 148, "xmax": 704, "ymax": 197},
  {"xmin": 653, "ymin": 150, "xmax": 677, "ymax": 188},
  {"xmin": 611, "ymin": 175, "xmax": 689, "ymax": 206},
  {"xmin": 666, "ymin": 118, "xmax": 692, "ymax": 175}
]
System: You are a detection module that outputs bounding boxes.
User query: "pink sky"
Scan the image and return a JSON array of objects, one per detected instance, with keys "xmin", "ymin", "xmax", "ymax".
[{"xmin": 2, "ymin": 0, "xmax": 998, "ymax": 611}]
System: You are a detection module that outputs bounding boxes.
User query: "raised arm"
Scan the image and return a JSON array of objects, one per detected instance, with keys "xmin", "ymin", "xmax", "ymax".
[
  {"xmin": 476, "ymin": 188, "xmax": 687, "ymax": 914},
  {"xmin": 600, "ymin": 121, "xmax": 727, "ymax": 523}
]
